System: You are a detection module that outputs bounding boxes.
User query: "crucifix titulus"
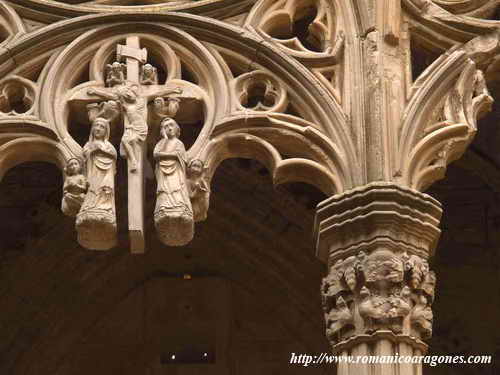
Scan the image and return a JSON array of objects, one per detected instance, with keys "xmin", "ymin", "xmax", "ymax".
[{"xmin": 84, "ymin": 36, "xmax": 182, "ymax": 253}]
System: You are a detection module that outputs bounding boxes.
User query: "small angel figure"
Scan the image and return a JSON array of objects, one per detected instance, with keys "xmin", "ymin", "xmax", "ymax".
[
  {"xmin": 87, "ymin": 100, "xmax": 120, "ymax": 123},
  {"xmin": 105, "ymin": 62, "xmax": 126, "ymax": 87},
  {"xmin": 62, "ymin": 157, "xmax": 88, "ymax": 217},
  {"xmin": 153, "ymin": 96, "xmax": 180, "ymax": 118},
  {"xmin": 187, "ymin": 159, "xmax": 210, "ymax": 222},
  {"xmin": 140, "ymin": 63, "xmax": 158, "ymax": 85}
]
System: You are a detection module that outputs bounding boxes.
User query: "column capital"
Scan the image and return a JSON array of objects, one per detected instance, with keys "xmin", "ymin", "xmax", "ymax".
[
  {"xmin": 315, "ymin": 183, "xmax": 441, "ymax": 353},
  {"xmin": 314, "ymin": 182, "xmax": 442, "ymax": 264}
]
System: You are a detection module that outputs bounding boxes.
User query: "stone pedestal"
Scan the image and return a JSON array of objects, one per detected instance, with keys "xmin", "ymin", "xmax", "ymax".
[{"xmin": 314, "ymin": 183, "xmax": 442, "ymax": 375}]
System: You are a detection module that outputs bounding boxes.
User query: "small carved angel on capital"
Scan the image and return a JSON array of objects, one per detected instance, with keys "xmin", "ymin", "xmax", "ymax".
[
  {"xmin": 140, "ymin": 63, "xmax": 158, "ymax": 85},
  {"xmin": 105, "ymin": 62, "xmax": 126, "ymax": 87},
  {"xmin": 62, "ymin": 157, "xmax": 88, "ymax": 217}
]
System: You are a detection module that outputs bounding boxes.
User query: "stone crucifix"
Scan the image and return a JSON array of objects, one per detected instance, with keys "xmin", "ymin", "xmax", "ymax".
[{"xmin": 70, "ymin": 36, "xmax": 183, "ymax": 253}]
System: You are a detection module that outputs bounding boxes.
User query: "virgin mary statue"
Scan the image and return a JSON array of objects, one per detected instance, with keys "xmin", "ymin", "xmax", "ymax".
[
  {"xmin": 153, "ymin": 117, "xmax": 194, "ymax": 246},
  {"xmin": 76, "ymin": 117, "xmax": 118, "ymax": 250}
]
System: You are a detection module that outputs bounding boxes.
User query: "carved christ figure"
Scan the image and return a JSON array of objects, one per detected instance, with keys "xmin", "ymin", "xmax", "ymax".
[
  {"xmin": 87, "ymin": 84, "xmax": 145, "ymax": 172},
  {"xmin": 116, "ymin": 84, "xmax": 147, "ymax": 172},
  {"xmin": 87, "ymin": 83, "xmax": 182, "ymax": 172},
  {"xmin": 76, "ymin": 117, "xmax": 117, "ymax": 250},
  {"xmin": 153, "ymin": 117, "xmax": 194, "ymax": 246}
]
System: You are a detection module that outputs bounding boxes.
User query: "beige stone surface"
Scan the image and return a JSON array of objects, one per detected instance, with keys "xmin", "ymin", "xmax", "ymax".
[{"xmin": 1, "ymin": 0, "xmax": 500, "ymax": 373}]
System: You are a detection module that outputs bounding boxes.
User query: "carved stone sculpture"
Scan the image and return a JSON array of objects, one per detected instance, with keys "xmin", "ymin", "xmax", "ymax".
[
  {"xmin": 153, "ymin": 96, "xmax": 180, "ymax": 118},
  {"xmin": 187, "ymin": 159, "xmax": 210, "ymax": 222},
  {"xmin": 76, "ymin": 117, "xmax": 117, "ymax": 250},
  {"xmin": 87, "ymin": 100, "xmax": 120, "ymax": 123},
  {"xmin": 88, "ymin": 83, "xmax": 145, "ymax": 172},
  {"xmin": 61, "ymin": 157, "xmax": 88, "ymax": 217},
  {"xmin": 80, "ymin": 40, "xmax": 186, "ymax": 253},
  {"xmin": 153, "ymin": 117, "xmax": 194, "ymax": 246},
  {"xmin": 324, "ymin": 295, "xmax": 353, "ymax": 343},
  {"xmin": 0, "ymin": 0, "xmax": 499, "ymax": 374},
  {"xmin": 105, "ymin": 62, "xmax": 126, "ymax": 87},
  {"xmin": 116, "ymin": 84, "xmax": 147, "ymax": 173},
  {"xmin": 316, "ymin": 184, "xmax": 441, "ymax": 371},
  {"xmin": 321, "ymin": 248, "xmax": 432, "ymax": 340},
  {"xmin": 140, "ymin": 63, "xmax": 158, "ymax": 85}
]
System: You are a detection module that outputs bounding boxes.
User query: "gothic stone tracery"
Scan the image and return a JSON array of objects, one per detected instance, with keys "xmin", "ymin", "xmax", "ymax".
[{"xmin": 0, "ymin": 0, "xmax": 499, "ymax": 374}]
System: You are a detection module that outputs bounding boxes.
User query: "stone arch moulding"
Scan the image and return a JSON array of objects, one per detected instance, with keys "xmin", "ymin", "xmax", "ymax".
[
  {"xmin": 403, "ymin": 0, "xmax": 500, "ymax": 52},
  {"xmin": 6, "ymin": 0, "xmax": 255, "ymax": 22},
  {"xmin": 0, "ymin": 12, "xmax": 360, "ymax": 251},
  {"xmin": 398, "ymin": 31, "xmax": 500, "ymax": 191},
  {"xmin": 0, "ymin": 2, "xmax": 26, "ymax": 46},
  {"xmin": 0, "ymin": 118, "xmax": 67, "ymax": 181}
]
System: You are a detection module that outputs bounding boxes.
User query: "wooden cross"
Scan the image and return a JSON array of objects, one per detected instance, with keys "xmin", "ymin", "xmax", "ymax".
[{"xmin": 68, "ymin": 36, "xmax": 189, "ymax": 253}]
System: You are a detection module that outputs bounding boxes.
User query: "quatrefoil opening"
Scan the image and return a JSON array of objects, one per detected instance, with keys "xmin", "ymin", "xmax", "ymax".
[
  {"xmin": 234, "ymin": 71, "xmax": 288, "ymax": 113},
  {"xmin": 0, "ymin": 77, "xmax": 36, "ymax": 116}
]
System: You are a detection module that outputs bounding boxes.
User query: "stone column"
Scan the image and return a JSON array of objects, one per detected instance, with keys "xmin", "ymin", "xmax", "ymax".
[{"xmin": 314, "ymin": 183, "xmax": 441, "ymax": 374}]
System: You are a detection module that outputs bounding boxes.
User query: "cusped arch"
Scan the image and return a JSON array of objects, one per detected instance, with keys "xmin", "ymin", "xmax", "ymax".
[
  {"xmin": 403, "ymin": 0, "xmax": 500, "ymax": 52},
  {"xmin": 203, "ymin": 115, "xmax": 347, "ymax": 195},
  {"xmin": 0, "ymin": 135, "xmax": 67, "ymax": 182},
  {"xmin": 0, "ymin": 2, "xmax": 26, "ymax": 46},
  {"xmin": 399, "ymin": 33, "xmax": 497, "ymax": 191},
  {"xmin": 40, "ymin": 22, "xmax": 225, "ymax": 158},
  {"xmin": 0, "ymin": 12, "xmax": 357, "ymax": 194}
]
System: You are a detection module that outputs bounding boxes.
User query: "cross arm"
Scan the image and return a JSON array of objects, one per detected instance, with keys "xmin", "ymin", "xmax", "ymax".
[
  {"xmin": 144, "ymin": 86, "xmax": 183, "ymax": 101},
  {"xmin": 87, "ymin": 87, "xmax": 119, "ymax": 101}
]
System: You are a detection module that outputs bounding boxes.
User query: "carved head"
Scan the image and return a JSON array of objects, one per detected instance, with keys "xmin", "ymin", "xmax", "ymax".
[
  {"xmin": 107, "ymin": 100, "xmax": 119, "ymax": 111},
  {"xmin": 65, "ymin": 158, "xmax": 83, "ymax": 176},
  {"xmin": 364, "ymin": 249, "xmax": 404, "ymax": 286},
  {"xmin": 160, "ymin": 117, "xmax": 180, "ymax": 139},
  {"xmin": 111, "ymin": 62, "xmax": 123, "ymax": 72},
  {"xmin": 167, "ymin": 97, "xmax": 180, "ymax": 117},
  {"xmin": 188, "ymin": 159, "xmax": 204, "ymax": 176},
  {"xmin": 118, "ymin": 84, "xmax": 138, "ymax": 103},
  {"xmin": 143, "ymin": 64, "xmax": 154, "ymax": 76},
  {"xmin": 154, "ymin": 97, "xmax": 164, "ymax": 107},
  {"xmin": 91, "ymin": 117, "xmax": 110, "ymax": 141}
]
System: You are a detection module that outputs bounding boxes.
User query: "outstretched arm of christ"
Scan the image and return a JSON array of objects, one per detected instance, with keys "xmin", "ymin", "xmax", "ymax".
[
  {"xmin": 146, "ymin": 87, "xmax": 183, "ymax": 100},
  {"xmin": 87, "ymin": 88, "xmax": 119, "ymax": 101}
]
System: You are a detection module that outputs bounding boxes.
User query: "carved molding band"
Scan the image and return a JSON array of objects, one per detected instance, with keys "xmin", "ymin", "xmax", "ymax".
[{"xmin": 314, "ymin": 183, "xmax": 442, "ymax": 263}]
